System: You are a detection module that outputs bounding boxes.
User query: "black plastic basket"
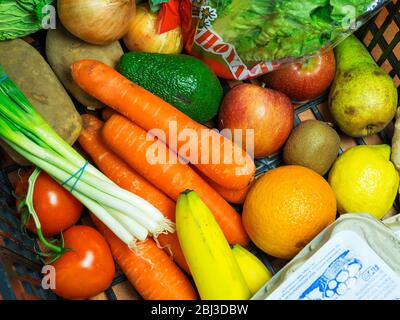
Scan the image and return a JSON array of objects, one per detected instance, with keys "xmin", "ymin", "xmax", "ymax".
[{"xmin": 0, "ymin": 0, "xmax": 399, "ymax": 300}]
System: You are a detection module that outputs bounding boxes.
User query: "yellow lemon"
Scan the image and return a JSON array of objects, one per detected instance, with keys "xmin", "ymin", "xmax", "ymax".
[{"xmin": 328, "ymin": 144, "xmax": 399, "ymax": 219}]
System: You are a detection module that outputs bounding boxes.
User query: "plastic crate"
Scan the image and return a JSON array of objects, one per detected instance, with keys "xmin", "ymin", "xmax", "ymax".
[{"xmin": 0, "ymin": 0, "xmax": 399, "ymax": 300}]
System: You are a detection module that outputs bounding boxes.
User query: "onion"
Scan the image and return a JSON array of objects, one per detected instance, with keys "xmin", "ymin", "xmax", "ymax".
[
  {"xmin": 123, "ymin": 4, "xmax": 183, "ymax": 54},
  {"xmin": 58, "ymin": 0, "xmax": 135, "ymax": 45}
]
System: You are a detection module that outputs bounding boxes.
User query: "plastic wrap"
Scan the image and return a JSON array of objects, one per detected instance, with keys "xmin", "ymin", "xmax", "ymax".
[
  {"xmin": 180, "ymin": 0, "xmax": 391, "ymax": 79},
  {"xmin": 0, "ymin": 0, "xmax": 55, "ymax": 41}
]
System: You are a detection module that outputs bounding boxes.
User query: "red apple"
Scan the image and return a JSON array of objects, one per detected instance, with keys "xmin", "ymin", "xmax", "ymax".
[
  {"xmin": 218, "ymin": 84, "xmax": 294, "ymax": 158},
  {"xmin": 264, "ymin": 50, "xmax": 336, "ymax": 102}
]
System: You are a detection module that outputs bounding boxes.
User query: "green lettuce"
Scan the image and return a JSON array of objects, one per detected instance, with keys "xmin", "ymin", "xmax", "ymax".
[
  {"xmin": 0, "ymin": 0, "xmax": 54, "ymax": 41},
  {"xmin": 149, "ymin": 0, "xmax": 170, "ymax": 12},
  {"xmin": 208, "ymin": 0, "xmax": 380, "ymax": 62}
]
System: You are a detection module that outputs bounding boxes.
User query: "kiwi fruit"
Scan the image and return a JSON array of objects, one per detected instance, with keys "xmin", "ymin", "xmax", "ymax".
[{"xmin": 283, "ymin": 120, "xmax": 340, "ymax": 175}]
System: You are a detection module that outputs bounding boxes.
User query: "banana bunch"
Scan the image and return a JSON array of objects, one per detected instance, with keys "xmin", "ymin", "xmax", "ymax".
[
  {"xmin": 231, "ymin": 244, "xmax": 272, "ymax": 295},
  {"xmin": 176, "ymin": 190, "xmax": 251, "ymax": 300}
]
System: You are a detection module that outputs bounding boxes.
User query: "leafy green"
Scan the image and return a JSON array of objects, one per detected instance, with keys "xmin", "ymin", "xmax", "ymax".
[
  {"xmin": 208, "ymin": 0, "xmax": 381, "ymax": 62},
  {"xmin": 149, "ymin": 0, "xmax": 170, "ymax": 12},
  {"xmin": 0, "ymin": 0, "xmax": 54, "ymax": 40}
]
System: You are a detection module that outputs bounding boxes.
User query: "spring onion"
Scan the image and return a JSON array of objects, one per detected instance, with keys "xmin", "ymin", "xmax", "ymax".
[{"xmin": 0, "ymin": 65, "xmax": 174, "ymax": 251}]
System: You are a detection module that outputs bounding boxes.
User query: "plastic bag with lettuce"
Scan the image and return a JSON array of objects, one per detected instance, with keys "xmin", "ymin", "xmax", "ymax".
[
  {"xmin": 0, "ymin": 0, "xmax": 55, "ymax": 40},
  {"xmin": 178, "ymin": 0, "xmax": 390, "ymax": 80}
]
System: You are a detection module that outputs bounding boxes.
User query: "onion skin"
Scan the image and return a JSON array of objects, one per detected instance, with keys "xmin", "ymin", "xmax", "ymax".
[
  {"xmin": 123, "ymin": 4, "xmax": 183, "ymax": 54},
  {"xmin": 58, "ymin": 0, "xmax": 135, "ymax": 45}
]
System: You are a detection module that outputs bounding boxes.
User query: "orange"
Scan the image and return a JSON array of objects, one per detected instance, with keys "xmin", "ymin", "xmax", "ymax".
[{"xmin": 242, "ymin": 165, "xmax": 337, "ymax": 259}]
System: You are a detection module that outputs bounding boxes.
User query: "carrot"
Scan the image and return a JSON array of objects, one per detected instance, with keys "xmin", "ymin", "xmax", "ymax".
[
  {"xmin": 102, "ymin": 107, "xmax": 116, "ymax": 121},
  {"xmin": 102, "ymin": 114, "xmax": 250, "ymax": 246},
  {"xmin": 213, "ymin": 184, "xmax": 250, "ymax": 204},
  {"xmin": 71, "ymin": 60, "xmax": 255, "ymax": 190},
  {"xmin": 78, "ymin": 114, "xmax": 189, "ymax": 273},
  {"xmin": 91, "ymin": 214, "xmax": 197, "ymax": 300},
  {"xmin": 194, "ymin": 167, "xmax": 251, "ymax": 204}
]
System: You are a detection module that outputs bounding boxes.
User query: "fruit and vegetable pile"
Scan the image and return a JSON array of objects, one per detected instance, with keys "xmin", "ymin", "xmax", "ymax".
[{"xmin": 0, "ymin": 0, "xmax": 399, "ymax": 300}]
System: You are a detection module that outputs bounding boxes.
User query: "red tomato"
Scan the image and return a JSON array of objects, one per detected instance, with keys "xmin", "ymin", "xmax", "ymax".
[
  {"xmin": 15, "ymin": 169, "xmax": 83, "ymax": 236},
  {"xmin": 52, "ymin": 225, "xmax": 115, "ymax": 300}
]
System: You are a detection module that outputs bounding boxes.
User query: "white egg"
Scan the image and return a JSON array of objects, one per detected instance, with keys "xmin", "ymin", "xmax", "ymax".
[
  {"xmin": 328, "ymin": 280, "xmax": 338, "ymax": 289},
  {"xmin": 336, "ymin": 283, "xmax": 347, "ymax": 295},
  {"xmin": 336, "ymin": 270, "xmax": 349, "ymax": 283},
  {"xmin": 347, "ymin": 262, "xmax": 362, "ymax": 277}
]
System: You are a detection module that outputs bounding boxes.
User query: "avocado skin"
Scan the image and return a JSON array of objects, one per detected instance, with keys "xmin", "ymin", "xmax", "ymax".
[
  {"xmin": 329, "ymin": 35, "xmax": 398, "ymax": 138},
  {"xmin": 117, "ymin": 52, "xmax": 223, "ymax": 123}
]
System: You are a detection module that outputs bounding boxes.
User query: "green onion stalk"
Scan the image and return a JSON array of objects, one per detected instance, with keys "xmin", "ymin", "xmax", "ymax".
[{"xmin": 0, "ymin": 66, "xmax": 174, "ymax": 257}]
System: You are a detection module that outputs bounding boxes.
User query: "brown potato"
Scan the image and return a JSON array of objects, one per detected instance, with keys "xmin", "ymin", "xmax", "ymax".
[
  {"xmin": 0, "ymin": 39, "xmax": 82, "ymax": 165},
  {"xmin": 46, "ymin": 24, "xmax": 124, "ymax": 110}
]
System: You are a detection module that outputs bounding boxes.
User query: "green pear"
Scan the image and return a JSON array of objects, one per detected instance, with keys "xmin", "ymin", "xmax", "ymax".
[{"xmin": 329, "ymin": 35, "xmax": 398, "ymax": 137}]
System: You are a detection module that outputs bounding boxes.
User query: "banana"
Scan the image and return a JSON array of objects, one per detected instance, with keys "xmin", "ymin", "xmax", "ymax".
[
  {"xmin": 232, "ymin": 244, "xmax": 272, "ymax": 295},
  {"xmin": 176, "ymin": 190, "xmax": 251, "ymax": 300}
]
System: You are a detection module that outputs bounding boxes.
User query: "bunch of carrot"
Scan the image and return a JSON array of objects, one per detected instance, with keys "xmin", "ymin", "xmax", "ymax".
[
  {"xmin": 73, "ymin": 60, "xmax": 256, "ymax": 300},
  {"xmin": 79, "ymin": 115, "xmax": 196, "ymax": 299}
]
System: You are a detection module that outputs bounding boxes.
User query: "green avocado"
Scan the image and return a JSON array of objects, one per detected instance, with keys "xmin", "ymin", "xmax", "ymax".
[{"xmin": 117, "ymin": 52, "xmax": 223, "ymax": 123}]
